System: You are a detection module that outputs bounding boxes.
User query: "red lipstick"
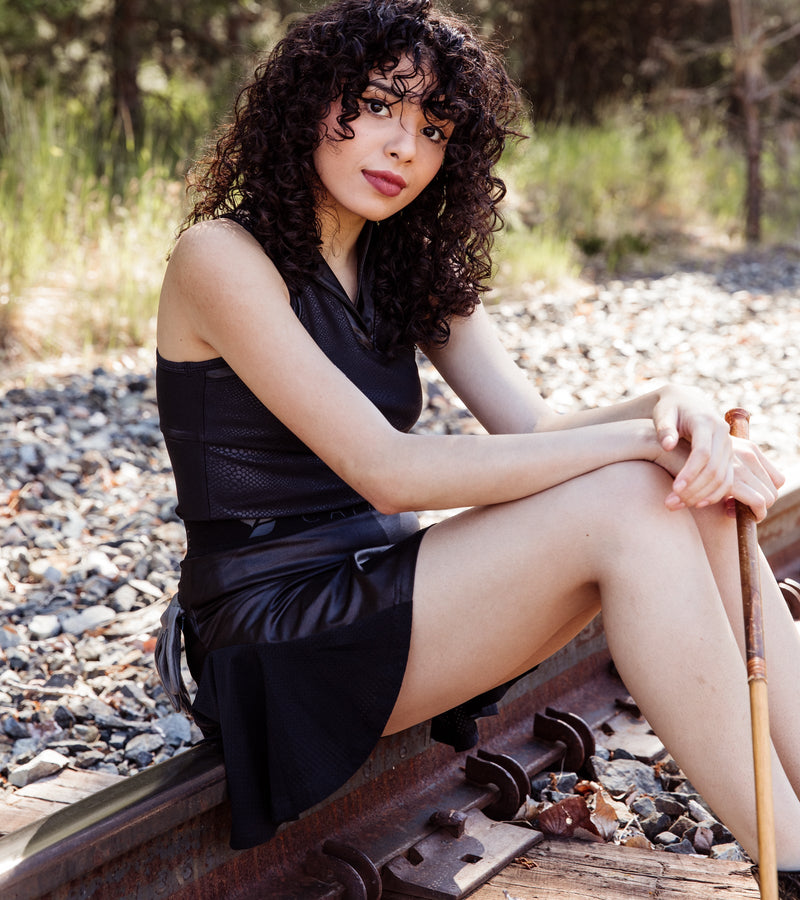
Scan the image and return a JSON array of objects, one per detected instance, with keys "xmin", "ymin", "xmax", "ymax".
[{"xmin": 362, "ymin": 169, "xmax": 407, "ymax": 197}]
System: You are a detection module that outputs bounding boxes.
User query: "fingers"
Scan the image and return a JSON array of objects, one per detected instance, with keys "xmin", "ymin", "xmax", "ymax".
[
  {"xmin": 760, "ymin": 448, "xmax": 786, "ymax": 490},
  {"xmin": 665, "ymin": 419, "xmax": 733, "ymax": 510},
  {"xmin": 667, "ymin": 436, "xmax": 783, "ymax": 522},
  {"xmin": 651, "ymin": 387, "xmax": 784, "ymax": 520},
  {"xmin": 653, "ymin": 394, "xmax": 680, "ymax": 451}
]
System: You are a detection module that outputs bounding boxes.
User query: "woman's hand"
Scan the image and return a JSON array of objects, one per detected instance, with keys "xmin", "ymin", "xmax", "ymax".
[{"xmin": 650, "ymin": 386, "xmax": 784, "ymax": 522}]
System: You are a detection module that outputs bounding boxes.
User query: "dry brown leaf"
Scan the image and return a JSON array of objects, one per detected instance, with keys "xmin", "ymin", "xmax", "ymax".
[
  {"xmin": 514, "ymin": 796, "xmax": 543, "ymax": 822},
  {"xmin": 574, "ymin": 779, "xmax": 601, "ymax": 795},
  {"xmin": 537, "ymin": 796, "xmax": 604, "ymax": 843},
  {"xmin": 590, "ymin": 789, "xmax": 620, "ymax": 841},
  {"xmin": 513, "ymin": 857, "xmax": 538, "ymax": 870}
]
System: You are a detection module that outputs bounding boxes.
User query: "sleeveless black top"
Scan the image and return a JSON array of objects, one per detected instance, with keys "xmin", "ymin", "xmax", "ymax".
[{"xmin": 156, "ymin": 226, "xmax": 423, "ymax": 522}]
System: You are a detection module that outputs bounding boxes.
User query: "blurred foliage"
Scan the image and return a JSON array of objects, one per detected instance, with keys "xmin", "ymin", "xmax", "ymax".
[
  {"xmin": 2, "ymin": 1, "xmax": 798, "ymax": 133},
  {"xmin": 0, "ymin": 0, "xmax": 798, "ymax": 354}
]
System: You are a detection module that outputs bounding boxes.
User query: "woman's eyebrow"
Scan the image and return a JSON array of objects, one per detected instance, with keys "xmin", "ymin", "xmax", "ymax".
[
  {"xmin": 365, "ymin": 79, "xmax": 406, "ymax": 99},
  {"xmin": 364, "ymin": 79, "xmax": 451, "ymax": 120}
]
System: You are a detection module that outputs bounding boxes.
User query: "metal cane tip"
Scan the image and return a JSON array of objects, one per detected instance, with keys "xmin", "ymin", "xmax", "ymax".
[{"xmin": 725, "ymin": 407, "xmax": 750, "ymax": 426}]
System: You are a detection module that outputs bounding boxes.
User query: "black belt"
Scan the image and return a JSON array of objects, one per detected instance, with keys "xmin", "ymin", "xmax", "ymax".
[{"xmin": 184, "ymin": 501, "xmax": 374, "ymax": 558}]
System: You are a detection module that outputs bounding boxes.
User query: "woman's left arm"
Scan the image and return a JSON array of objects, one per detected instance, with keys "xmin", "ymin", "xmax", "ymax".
[{"xmin": 423, "ymin": 304, "xmax": 784, "ymax": 519}]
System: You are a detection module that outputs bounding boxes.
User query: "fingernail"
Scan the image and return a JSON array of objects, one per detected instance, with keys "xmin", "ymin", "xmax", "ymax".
[{"xmin": 674, "ymin": 479, "xmax": 686, "ymax": 492}]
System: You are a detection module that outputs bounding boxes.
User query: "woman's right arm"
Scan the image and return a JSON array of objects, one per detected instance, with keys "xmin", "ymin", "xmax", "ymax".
[{"xmin": 157, "ymin": 221, "xmax": 676, "ymax": 515}]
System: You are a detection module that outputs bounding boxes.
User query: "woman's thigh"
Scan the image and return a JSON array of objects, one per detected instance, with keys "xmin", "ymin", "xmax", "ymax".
[{"xmin": 383, "ymin": 459, "xmax": 688, "ymax": 734}]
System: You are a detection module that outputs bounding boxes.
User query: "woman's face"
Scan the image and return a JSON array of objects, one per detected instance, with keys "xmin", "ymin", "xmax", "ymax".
[{"xmin": 312, "ymin": 56, "xmax": 454, "ymax": 231}]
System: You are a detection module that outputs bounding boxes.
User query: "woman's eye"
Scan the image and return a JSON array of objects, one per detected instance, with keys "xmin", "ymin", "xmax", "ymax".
[
  {"xmin": 422, "ymin": 124, "xmax": 447, "ymax": 144},
  {"xmin": 365, "ymin": 98, "xmax": 390, "ymax": 116}
]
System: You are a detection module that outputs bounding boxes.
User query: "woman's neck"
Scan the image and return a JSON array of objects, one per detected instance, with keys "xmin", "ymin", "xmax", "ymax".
[{"xmin": 318, "ymin": 209, "xmax": 367, "ymax": 302}]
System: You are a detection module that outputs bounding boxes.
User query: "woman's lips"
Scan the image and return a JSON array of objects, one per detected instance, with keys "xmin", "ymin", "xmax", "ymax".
[{"xmin": 362, "ymin": 170, "xmax": 407, "ymax": 197}]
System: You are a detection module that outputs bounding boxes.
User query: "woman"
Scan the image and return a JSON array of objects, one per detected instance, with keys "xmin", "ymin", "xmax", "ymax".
[{"xmin": 155, "ymin": 0, "xmax": 800, "ymax": 879}]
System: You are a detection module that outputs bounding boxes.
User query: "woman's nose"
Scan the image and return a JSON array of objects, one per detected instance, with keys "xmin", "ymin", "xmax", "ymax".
[{"xmin": 385, "ymin": 117, "xmax": 417, "ymax": 162}]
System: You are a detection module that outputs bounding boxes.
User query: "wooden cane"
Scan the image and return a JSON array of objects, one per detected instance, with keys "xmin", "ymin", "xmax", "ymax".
[{"xmin": 725, "ymin": 408, "xmax": 778, "ymax": 900}]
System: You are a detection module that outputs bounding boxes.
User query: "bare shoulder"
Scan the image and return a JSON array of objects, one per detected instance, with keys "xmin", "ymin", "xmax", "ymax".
[
  {"xmin": 158, "ymin": 218, "xmax": 291, "ymax": 361},
  {"xmin": 166, "ymin": 218, "xmax": 283, "ymax": 289}
]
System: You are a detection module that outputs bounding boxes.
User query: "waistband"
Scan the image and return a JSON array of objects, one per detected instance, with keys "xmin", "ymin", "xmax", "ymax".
[{"xmin": 184, "ymin": 500, "xmax": 375, "ymax": 559}]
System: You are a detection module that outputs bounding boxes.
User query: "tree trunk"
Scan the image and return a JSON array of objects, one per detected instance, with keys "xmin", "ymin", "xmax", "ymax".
[
  {"xmin": 729, "ymin": 0, "xmax": 763, "ymax": 244},
  {"xmin": 741, "ymin": 58, "xmax": 762, "ymax": 244},
  {"xmin": 110, "ymin": 0, "xmax": 144, "ymax": 150}
]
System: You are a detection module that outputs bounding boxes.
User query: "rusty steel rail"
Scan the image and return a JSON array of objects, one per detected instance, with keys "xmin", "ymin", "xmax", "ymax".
[{"xmin": 2, "ymin": 479, "xmax": 800, "ymax": 900}]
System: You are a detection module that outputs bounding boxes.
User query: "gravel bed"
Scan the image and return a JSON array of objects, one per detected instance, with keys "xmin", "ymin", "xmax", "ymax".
[{"xmin": 2, "ymin": 247, "xmax": 798, "ymax": 855}]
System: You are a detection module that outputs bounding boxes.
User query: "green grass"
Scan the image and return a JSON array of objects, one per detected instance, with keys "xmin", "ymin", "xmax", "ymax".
[
  {"xmin": 492, "ymin": 107, "xmax": 769, "ymax": 293},
  {"xmin": 0, "ymin": 65, "xmax": 207, "ymax": 356},
  {"xmin": 1, "ymin": 69, "xmax": 798, "ymax": 357}
]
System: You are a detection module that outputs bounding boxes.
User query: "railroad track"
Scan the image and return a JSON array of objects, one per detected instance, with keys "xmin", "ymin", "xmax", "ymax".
[{"xmin": 2, "ymin": 479, "xmax": 800, "ymax": 900}]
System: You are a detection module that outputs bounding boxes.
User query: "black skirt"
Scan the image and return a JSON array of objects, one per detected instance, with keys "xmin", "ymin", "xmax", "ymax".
[
  {"xmin": 164, "ymin": 508, "xmax": 514, "ymax": 850},
  {"xmin": 176, "ymin": 509, "xmax": 423, "ymax": 849}
]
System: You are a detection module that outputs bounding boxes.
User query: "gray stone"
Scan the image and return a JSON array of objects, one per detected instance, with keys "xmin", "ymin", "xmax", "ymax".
[
  {"xmin": 124, "ymin": 748, "xmax": 153, "ymax": 768},
  {"xmin": 74, "ymin": 750, "xmax": 107, "ymax": 769},
  {"xmin": 47, "ymin": 739, "xmax": 88, "ymax": 754},
  {"xmin": 28, "ymin": 614, "xmax": 61, "ymax": 640},
  {"xmin": 78, "ymin": 576, "xmax": 115, "ymax": 603},
  {"xmin": 663, "ymin": 839, "xmax": 697, "ymax": 855},
  {"xmin": 691, "ymin": 824, "xmax": 715, "ymax": 854},
  {"xmin": 3, "ymin": 716, "xmax": 30, "ymax": 739},
  {"xmin": 688, "ymin": 798, "xmax": 714, "ymax": 822},
  {"xmin": 127, "ymin": 578, "xmax": 164, "ymax": 599},
  {"xmin": 124, "ymin": 732, "xmax": 165, "ymax": 760},
  {"xmin": 655, "ymin": 795, "xmax": 687, "ymax": 817},
  {"xmin": 53, "ymin": 705, "xmax": 76, "ymax": 730},
  {"xmin": 669, "ymin": 815, "xmax": 696, "ymax": 837},
  {"xmin": 588, "ymin": 755, "xmax": 660, "ymax": 797},
  {"xmin": 655, "ymin": 832, "xmax": 682, "ymax": 846},
  {"xmin": 673, "ymin": 779, "xmax": 700, "ymax": 796},
  {"xmin": 630, "ymin": 796, "xmax": 656, "ymax": 818},
  {"xmin": 709, "ymin": 821, "xmax": 735, "ymax": 844},
  {"xmin": 70, "ymin": 697, "xmax": 118, "ymax": 722},
  {"xmin": 7, "ymin": 647, "xmax": 30, "ymax": 670},
  {"xmin": 108, "ymin": 732, "xmax": 129, "ymax": 750},
  {"xmin": 0, "ymin": 625, "xmax": 21, "ymax": 650},
  {"xmin": 28, "ymin": 560, "xmax": 64, "ymax": 585},
  {"xmin": 109, "ymin": 583, "xmax": 139, "ymax": 612},
  {"xmin": 84, "ymin": 550, "xmax": 120, "ymax": 580},
  {"xmin": 9, "ymin": 749, "xmax": 70, "ymax": 787},
  {"xmin": 60, "ymin": 605, "xmax": 116, "ymax": 636},
  {"xmin": 611, "ymin": 747, "xmax": 636, "ymax": 760},
  {"xmin": 119, "ymin": 682, "xmax": 155, "ymax": 710},
  {"xmin": 11, "ymin": 737, "xmax": 40, "ymax": 763},
  {"xmin": 541, "ymin": 790, "xmax": 575, "ymax": 803},
  {"xmin": 709, "ymin": 843, "xmax": 747, "ymax": 862},
  {"xmin": 73, "ymin": 724, "xmax": 101, "ymax": 743},
  {"xmin": 153, "ymin": 713, "xmax": 192, "ymax": 748},
  {"xmin": 530, "ymin": 770, "xmax": 579, "ymax": 797},
  {"xmin": 74, "ymin": 636, "xmax": 105, "ymax": 660},
  {"xmin": 641, "ymin": 812, "xmax": 672, "ymax": 841}
]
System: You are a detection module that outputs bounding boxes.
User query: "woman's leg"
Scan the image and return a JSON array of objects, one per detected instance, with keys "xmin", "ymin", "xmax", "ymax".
[
  {"xmin": 383, "ymin": 460, "xmax": 800, "ymax": 866},
  {"xmin": 689, "ymin": 505, "xmax": 800, "ymax": 796}
]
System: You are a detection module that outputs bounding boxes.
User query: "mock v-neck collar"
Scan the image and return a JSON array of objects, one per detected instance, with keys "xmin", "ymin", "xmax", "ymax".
[{"xmin": 311, "ymin": 224, "xmax": 376, "ymax": 344}]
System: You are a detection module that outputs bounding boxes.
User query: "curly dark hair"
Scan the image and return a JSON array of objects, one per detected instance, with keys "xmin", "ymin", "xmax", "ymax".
[{"xmin": 185, "ymin": 0, "xmax": 523, "ymax": 350}]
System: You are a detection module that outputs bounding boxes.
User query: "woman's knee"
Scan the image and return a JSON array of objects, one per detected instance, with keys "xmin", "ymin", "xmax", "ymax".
[
  {"xmin": 566, "ymin": 461, "xmax": 676, "ymax": 529},
  {"xmin": 575, "ymin": 461, "xmax": 696, "ymax": 560},
  {"xmin": 597, "ymin": 459, "xmax": 675, "ymax": 500}
]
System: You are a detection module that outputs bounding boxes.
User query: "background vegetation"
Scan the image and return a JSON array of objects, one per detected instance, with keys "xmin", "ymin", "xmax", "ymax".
[{"xmin": 0, "ymin": 0, "xmax": 798, "ymax": 360}]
